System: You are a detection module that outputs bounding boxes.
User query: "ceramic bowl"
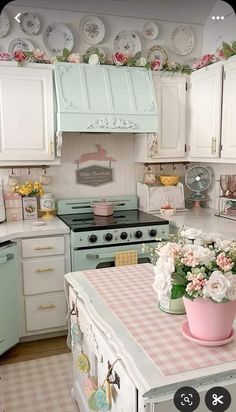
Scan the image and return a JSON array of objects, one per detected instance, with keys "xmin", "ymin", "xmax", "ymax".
[{"xmin": 160, "ymin": 175, "xmax": 180, "ymax": 186}]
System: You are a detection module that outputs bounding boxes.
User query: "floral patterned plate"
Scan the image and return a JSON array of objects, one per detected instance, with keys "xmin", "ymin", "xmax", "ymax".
[
  {"xmin": 0, "ymin": 10, "xmax": 10, "ymax": 38},
  {"xmin": 171, "ymin": 25, "xmax": 194, "ymax": 56},
  {"xmin": 20, "ymin": 12, "xmax": 41, "ymax": 35},
  {"xmin": 43, "ymin": 22, "xmax": 74, "ymax": 55},
  {"xmin": 147, "ymin": 45, "xmax": 168, "ymax": 65},
  {"xmin": 80, "ymin": 15, "xmax": 105, "ymax": 45},
  {"xmin": 8, "ymin": 38, "xmax": 36, "ymax": 53},
  {"xmin": 113, "ymin": 30, "xmax": 141, "ymax": 57},
  {"xmin": 143, "ymin": 21, "xmax": 159, "ymax": 40}
]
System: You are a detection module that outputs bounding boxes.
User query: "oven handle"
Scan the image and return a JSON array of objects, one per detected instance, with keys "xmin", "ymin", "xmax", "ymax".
[{"xmin": 86, "ymin": 251, "xmax": 147, "ymax": 260}]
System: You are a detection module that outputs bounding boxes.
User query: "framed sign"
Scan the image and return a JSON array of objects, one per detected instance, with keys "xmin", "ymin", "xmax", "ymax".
[{"xmin": 76, "ymin": 165, "xmax": 113, "ymax": 186}]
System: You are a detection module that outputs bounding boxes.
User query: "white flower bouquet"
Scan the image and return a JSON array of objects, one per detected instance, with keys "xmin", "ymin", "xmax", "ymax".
[{"xmin": 151, "ymin": 229, "xmax": 236, "ymax": 304}]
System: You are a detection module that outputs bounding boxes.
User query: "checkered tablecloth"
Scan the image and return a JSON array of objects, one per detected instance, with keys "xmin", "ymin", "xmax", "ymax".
[{"xmin": 82, "ymin": 264, "xmax": 236, "ymax": 376}]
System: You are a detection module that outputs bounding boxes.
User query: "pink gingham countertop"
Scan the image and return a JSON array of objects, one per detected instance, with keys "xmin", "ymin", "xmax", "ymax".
[{"xmin": 81, "ymin": 264, "xmax": 236, "ymax": 377}]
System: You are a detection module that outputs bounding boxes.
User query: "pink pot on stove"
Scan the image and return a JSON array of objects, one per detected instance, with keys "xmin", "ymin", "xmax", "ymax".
[
  {"xmin": 91, "ymin": 202, "xmax": 116, "ymax": 216},
  {"xmin": 183, "ymin": 296, "xmax": 236, "ymax": 341}
]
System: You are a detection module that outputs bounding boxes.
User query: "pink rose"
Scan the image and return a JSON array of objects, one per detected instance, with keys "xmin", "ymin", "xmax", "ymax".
[
  {"xmin": 68, "ymin": 53, "xmax": 81, "ymax": 63},
  {"xmin": 151, "ymin": 58, "xmax": 162, "ymax": 71},
  {"xmin": 113, "ymin": 52, "xmax": 127, "ymax": 66},
  {"xmin": 32, "ymin": 49, "xmax": 45, "ymax": 60},
  {"xmin": 14, "ymin": 50, "xmax": 27, "ymax": 62},
  {"xmin": 0, "ymin": 51, "xmax": 11, "ymax": 61},
  {"xmin": 193, "ymin": 54, "xmax": 216, "ymax": 70},
  {"xmin": 215, "ymin": 48, "xmax": 225, "ymax": 60}
]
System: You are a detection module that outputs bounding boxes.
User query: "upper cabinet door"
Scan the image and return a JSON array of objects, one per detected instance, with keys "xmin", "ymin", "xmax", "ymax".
[
  {"xmin": 134, "ymin": 74, "xmax": 187, "ymax": 162},
  {"xmin": 0, "ymin": 65, "xmax": 54, "ymax": 161},
  {"xmin": 221, "ymin": 57, "xmax": 236, "ymax": 158},
  {"xmin": 189, "ymin": 63, "xmax": 223, "ymax": 158},
  {"xmin": 153, "ymin": 74, "xmax": 186, "ymax": 158}
]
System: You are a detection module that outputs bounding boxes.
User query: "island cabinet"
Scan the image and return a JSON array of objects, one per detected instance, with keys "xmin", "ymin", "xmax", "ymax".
[
  {"xmin": 134, "ymin": 74, "xmax": 187, "ymax": 162},
  {"xmin": 19, "ymin": 234, "xmax": 70, "ymax": 338},
  {"xmin": 65, "ymin": 264, "xmax": 236, "ymax": 412},
  {"xmin": 0, "ymin": 63, "xmax": 55, "ymax": 165}
]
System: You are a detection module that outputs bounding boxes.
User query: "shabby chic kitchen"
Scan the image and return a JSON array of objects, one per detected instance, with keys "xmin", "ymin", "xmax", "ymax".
[{"xmin": 1, "ymin": 0, "xmax": 236, "ymax": 411}]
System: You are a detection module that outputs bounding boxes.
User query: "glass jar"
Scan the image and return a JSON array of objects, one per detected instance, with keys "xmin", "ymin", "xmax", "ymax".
[{"xmin": 40, "ymin": 193, "xmax": 55, "ymax": 211}]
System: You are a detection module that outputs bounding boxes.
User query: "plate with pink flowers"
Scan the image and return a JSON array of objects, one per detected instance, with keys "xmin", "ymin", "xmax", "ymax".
[
  {"xmin": 113, "ymin": 30, "xmax": 141, "ymax": 57},
  {"xmin": 8, "ymin": 38, "xmax": 37, "ymax": 53},
  {"xmin": 147, "ymin": 45, "xmax": 168, "ymax": 68}
]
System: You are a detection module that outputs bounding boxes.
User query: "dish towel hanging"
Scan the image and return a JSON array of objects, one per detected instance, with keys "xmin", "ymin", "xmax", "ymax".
[{"xmin": 115, "ymin": 250, "xmax": 138, "ymax": 266}]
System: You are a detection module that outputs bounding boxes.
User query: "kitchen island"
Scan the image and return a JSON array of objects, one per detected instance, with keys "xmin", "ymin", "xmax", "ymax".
[{"xmin": 65, "ymin": 264, "xmax": 236, "ymax": 412}]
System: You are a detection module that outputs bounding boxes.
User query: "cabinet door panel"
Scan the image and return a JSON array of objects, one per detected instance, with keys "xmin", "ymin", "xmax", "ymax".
[
  {"xmin": 153, "ymin": 75, "xmax": 186, "ymax": 158},
  {"xmin": 190, "ymin": 64, "xmax": 223, "ymax": 158},
  {"xmin": 221, "ymin": 57, "xmax": 236, "ymax": 158},
  {"xmin": 0, "ymin": 65, "xmax": 54, "ymax": 161}
]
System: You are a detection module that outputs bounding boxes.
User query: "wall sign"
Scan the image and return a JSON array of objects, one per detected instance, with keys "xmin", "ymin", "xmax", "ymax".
[{"xmin": 76, "ymin": 165, "xmax": 113, "ymax": 186}]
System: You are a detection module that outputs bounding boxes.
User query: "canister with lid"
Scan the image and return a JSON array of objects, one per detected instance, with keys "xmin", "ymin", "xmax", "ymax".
[{"xmin": 40, "ymin": 193, "xmax": 55, "ymax": 211}]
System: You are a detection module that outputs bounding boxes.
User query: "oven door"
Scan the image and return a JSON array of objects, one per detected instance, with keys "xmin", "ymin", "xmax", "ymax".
[{"xmin": 72, "ymin": 242, "xmax": 156, "ymax": 271}]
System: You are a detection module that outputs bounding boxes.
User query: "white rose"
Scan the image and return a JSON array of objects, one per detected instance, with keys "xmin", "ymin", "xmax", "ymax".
[
  {"xmin": 136, "ymin": 57, "xmax": 147, "ymax": 67},
  {"xmin": 225, "ymin": 272, "xmax": 236, "ymax": 301},
  {"xmin": 181, "ymin": 227, "xmax": 203, "ymax": 240},
  {"xmin": 88, "ymin": 53, "xmax": 100, "ymax": 65},
  {"xmin": 182, "ymin": 244, "xmax": 215, "ymax": 266},
  {"xmin": 203, "ymin": 270, "xmax": 231, "ymax": 302},
  {"xmin": 157, "ymin": 242, "xmax": 182, "ymax": 258},
  {"xmin": 152, "ymin": 256, "xmax": 174, "ymax": 301}
]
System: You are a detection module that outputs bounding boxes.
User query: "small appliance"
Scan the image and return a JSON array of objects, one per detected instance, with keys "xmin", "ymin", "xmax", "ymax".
[
  {"xmin": 185, "ymin": 166, "xmax": 213, "ymax": 208},
  {"xmin": 0, "ymin": 182, "xmax": 6, "ymax": 222},
  {"xmin": 57, "ymin": 195, "xmax": 169, "ymax": 271},
  {"xmin": 137, "ymin": 182, "xmax": 185, "ymax": 212}
]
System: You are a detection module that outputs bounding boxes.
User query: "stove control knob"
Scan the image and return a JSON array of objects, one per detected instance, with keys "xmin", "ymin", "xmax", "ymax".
[
  {"xmin": 89, "ymin": 234, "xmax": 97, "ymax": 243},
  {"xmin": 120, "ymin": 232, "xmax": 128, "ymax": 240},
  {"xmin": 149, "ymin": 229, "xmax": 157, "ymax": 237},
  {"xmin": 134, "ymin": 230, "xmax": 143, "ymax": 239},
  {"xmin": 104, "ymin": 233, "xmax": 113, "ymax": 242}
]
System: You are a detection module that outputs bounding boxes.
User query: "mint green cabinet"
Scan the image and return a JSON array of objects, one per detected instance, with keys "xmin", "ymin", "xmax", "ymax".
[
  {"xmin": 0, "ymin": 242, "xmax": 19, "ymax": 355},
  {"xmin": 54, "ymin": 63, "xmax": 157, "ymax": 133}
]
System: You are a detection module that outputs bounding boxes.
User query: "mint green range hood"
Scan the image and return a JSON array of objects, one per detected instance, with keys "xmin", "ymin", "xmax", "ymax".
[{"xmin": 54, "ymin": 63, "xmax": 157, "ymax": 134}]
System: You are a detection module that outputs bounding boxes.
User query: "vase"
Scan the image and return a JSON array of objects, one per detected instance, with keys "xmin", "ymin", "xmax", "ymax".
[
  {"xmin": 159, "ymin": 295, "xmax": 186, "ymax": 314},
  {"xmin": 183, "ymin": 296, "xmax": 236, "ymax": 341}
]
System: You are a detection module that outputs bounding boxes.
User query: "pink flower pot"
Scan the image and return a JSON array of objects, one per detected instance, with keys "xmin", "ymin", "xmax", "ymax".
[{"xmin": 183, "ymin": 296, "xmax": 236, "ymax": 341}]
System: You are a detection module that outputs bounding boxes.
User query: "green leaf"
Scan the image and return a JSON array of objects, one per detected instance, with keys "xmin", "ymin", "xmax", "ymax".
[
  {"xmin": 172, "ymin": 273, "xmax": 188, "ymax": 286},
  {"xmin": 171, "ymin": 285, "xmax": 185, "ymax": 299},
  {"xmin": 63, "ymin": 48, "xmax": 70, "ymax": 58},
  {"xmin": 135, "ymin": 52, "xmax": 142, "ymax": 59}
]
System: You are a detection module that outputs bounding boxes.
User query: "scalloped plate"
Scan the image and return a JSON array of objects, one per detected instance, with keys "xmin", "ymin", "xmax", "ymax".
[
  {"xmin": 147, "ymin": 45, "xmax": 168, "ymax": 65},
  {"xmin": 113, "ymin": 30, "xmax": 141, "ymax": 57},
  {"xmin": 43, "ymin": 22, "xmax": 74, "ymax": 55},
  {"xmin": 8, "ymin": 38, "xmax": 36, "ymax": 53},
  {"xmin": 80, "ymin": 15, "xmax": 105, "ymax": 45},
  {"xmin": 143, "ymin": 21, "xmax": 159, "ymax": 40},
  {"xmin": 0, "ymin": 11, "xmax": 10, "ymax": 38},
  {"xmin": 20, "ymin": 12, "xmax": 41, "ymax": 35},
  {"xmin": 171, "ymin": 25, "xmax": 194, "ymax": 56}
]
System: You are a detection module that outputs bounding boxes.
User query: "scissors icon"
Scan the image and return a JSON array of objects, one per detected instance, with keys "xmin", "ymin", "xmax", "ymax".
[{"xmin": 212, "ymin": 393, "xmax": 224, "ymax": 405}]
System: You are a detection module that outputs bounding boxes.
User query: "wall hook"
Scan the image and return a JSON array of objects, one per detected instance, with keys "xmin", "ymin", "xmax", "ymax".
[
  {"xmin": 27, "ymin": 167, "xmax": 30, "ymax": 175},
  {"xmin": 172, "ymin": 163, "xmax": 176, "ymax": 170},
  {"xmin": 11, "ymin": 168, "xmax": 14, "ymax": 176},
  {"xmin": 185, "ymin": 164, "xmax": 189, "ymax": 170},
  {"xmin": 160, "ymin": 164, "xmax": 164, "ymax": 171}
]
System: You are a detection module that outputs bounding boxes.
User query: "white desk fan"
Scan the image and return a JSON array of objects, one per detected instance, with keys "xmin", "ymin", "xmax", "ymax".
[{"xmin": 185, "ymin": 166, "xmax": 213, "ymax": 208}]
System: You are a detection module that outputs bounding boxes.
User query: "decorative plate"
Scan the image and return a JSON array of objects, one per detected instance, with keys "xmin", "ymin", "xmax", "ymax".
[
  {"xmin": 80, "ymin": 15, "xmax": 105, "ymax": 45},
  {"xmin": 20, "ymin": 12, "xmax": 40, "ymax": 35},
  {"xmin": 0, "ymin": 11, "xmax": 10, "ymax": 38},
  {"xmin": 147, "ymin": 45, "xmax": 168, "ymax": 65},
  {"xmin": 143, "ymin": 21, "xmax": 159, "ymax": 40},
  {"xmin": 171, "ymin": 25, "xmax": 194, "ymax": 56},
  {"xmin": 8, "ymin": 38, "xmax": 36, "ymax": 53},
  {"xmin": 43, "ymin": 22, "xmax": 74, "ymax": 55},
  {"xmin": 113, "ymin": 30, "xmax": 141, "ymax": 57}
]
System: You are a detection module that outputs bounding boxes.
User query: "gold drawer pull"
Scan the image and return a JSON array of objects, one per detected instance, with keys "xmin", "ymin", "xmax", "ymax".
[
  {"xmin": 34, "ymin": 246, "xmax": 54, "ymax": 250},
  {"xmin": 35, "ymin": 268, "xmax": 55, "ymax": 273},
  {"xmin": 38, "ymin": 304, "xmax": 56, "ymax": 310}
]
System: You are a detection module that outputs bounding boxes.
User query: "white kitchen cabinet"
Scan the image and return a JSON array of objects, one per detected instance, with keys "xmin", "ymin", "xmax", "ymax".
[
  {"xmin": 221, "ymin": 56, "xmax": 236, "ymax": 159},
  {"xmin": 0, "ymin": 63, "xmax": 55, "ymax": 163},
  {"xmin": 19, "ymin": 234, "xmax": 68, "ymax": 337},
  {"xmin": 134, "ymin": 74, "xmax": 187, "ymax": 162},
  {"xmin": 189, "ymin": 62, "xmax": 223, "ymax": 159}
]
